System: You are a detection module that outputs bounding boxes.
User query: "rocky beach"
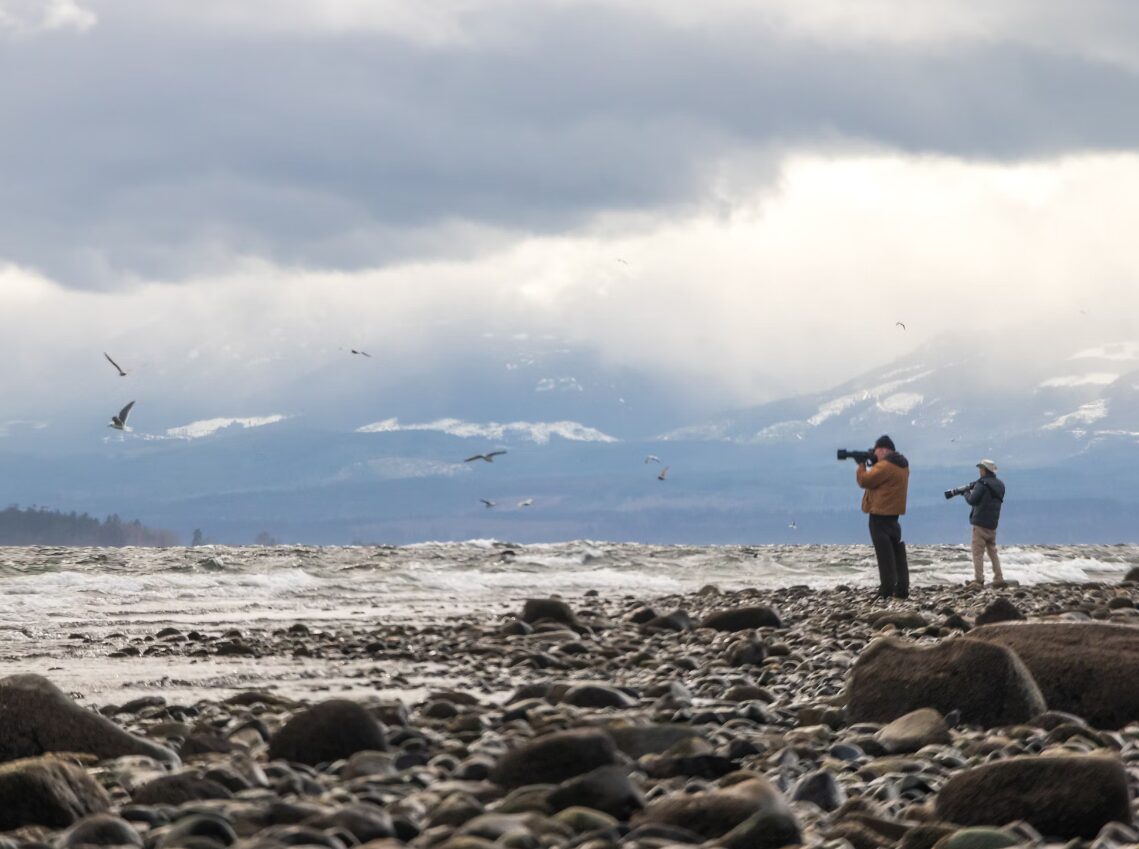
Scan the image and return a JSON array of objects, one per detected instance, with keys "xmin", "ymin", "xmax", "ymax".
[{"xmin": 1, "ymin": 567, "xmax": 1138, "ymax": 849}]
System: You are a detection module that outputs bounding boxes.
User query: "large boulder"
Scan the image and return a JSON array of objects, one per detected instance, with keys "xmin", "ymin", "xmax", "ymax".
[
  {"xmin": 935, "ymin": 755, "xmax": 1132, "ymax": 839},
  {"xmin": 267, "ymin": 699, "xmax": 388, "ymax": 766},
  {"xmin": 875, "ymin": 708, "xmax": 951, "ymax": 754},
  {"xmin": 635, "ymin": 776, "xmax": 798, "ymax": 846},
  {"xmin": 130, "ymin": 772, "xmax": 235, "ymax": 805},
  {"xmin": 702, "ymin": 606, "xmax": 783, "ymax": 632},
  {"xmin": 520, "ymin": 599, "xmax": 581, "ymax": 630},
  {"xmin": 490, "ymin": 728, "xmax": 618, "ymax": 790},
  {"xmin": 968, "ymin": 622, "xmax": 1139, "ymax": 728},
  {"xmin": 846, "ymin": 637, "xmax": 1045, "ymax": 726},
  {"xmin": 0, "ymin": 756, "xmax": 111, "ymax": 829},
  {"xmin": 0, "ymin": 675, "xmax": 177, "ymax": 766},
  {"xmin": 606, "ymin": 724, "xmax": 705, "ymax": 758}
]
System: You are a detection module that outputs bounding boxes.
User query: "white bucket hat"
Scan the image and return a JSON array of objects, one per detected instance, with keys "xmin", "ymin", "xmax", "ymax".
[{"xmin": 977, "ymin": 459, "xmax": 998, "ymax": 473}]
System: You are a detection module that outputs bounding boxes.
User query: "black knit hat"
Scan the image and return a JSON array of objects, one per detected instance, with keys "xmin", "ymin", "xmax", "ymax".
[{"xmin": 874, "ymin": 434, "xmax": 895, "ymax": 451}]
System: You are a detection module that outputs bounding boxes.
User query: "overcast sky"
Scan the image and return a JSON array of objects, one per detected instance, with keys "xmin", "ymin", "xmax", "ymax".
[{"xmin": 4, "ymin": 0, "xmax": 1139, "ymax": 427}]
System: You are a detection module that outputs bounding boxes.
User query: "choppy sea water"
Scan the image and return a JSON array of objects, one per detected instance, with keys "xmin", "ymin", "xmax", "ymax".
[{"xmin": 0, "ymin": 542, "xmax": 1134, "ymax": 704}]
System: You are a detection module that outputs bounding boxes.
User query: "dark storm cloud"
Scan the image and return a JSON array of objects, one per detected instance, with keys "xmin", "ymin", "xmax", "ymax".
[{"xmin": 3, "ymin": 3, "xmax": 1139, "ymax": 287}]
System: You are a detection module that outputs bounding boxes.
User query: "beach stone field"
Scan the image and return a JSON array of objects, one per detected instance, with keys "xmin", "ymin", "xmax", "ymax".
[{"xmin": 3, "ymin": 575, "xmax": 1139, "ymax": 849}]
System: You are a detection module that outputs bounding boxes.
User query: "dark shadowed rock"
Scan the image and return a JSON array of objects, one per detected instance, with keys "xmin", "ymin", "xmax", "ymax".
[
  {"xmin": 968, "ymin": 622, "xmax": 1139, "ymax": 728},
  {"xmin": 726, "ymin": 637, "xmax": 767, "ymax": 667},
  {"xmin": 636, "ymin": 776, "xmax": 797, "ymax": 842},
  {"xmin": 1123, "ymin": 566, "xmax": 1139, "ymax": 583},
  {"xmin": 641, "ymin": 610, "xmax": 694, "ymax": 631},
  {"xmin": 0, "ymin": 675, "xmax": 177, "ymax": 765},
  {"xmin": 875, "ymin": 708, "xmax": 951, "ymax": 754},
  {"xmin": 59, "ymin": 814, "xmax": 143, "ymax": 848},
  {"xmin": 520, "ymin": 599, "xmax": 580, "ymax": 630},
  {"xmin": 791, "ymin": 769, "xmax": 845, "ymax": 812},
  {"xmin": 547, "ymin": 765, "xmax": 645, "ymax": 821},
  {"xmin": 131, "ymin": 772, "xmax": 234, "ymax": 806},
  {"xmin": 935, "ymin": 755, "xmax": 1132, "ymax": 839},
  {"xmin": 846, "ymin": 637, "xmax": 1045, "ymax": 727},
  {"xmin": 702, "ymin": 606, "xmax": 782, "ymax": 632},
  {"xmin": 974, "ymin": 597, "xmax": 1025, "ymax": 626},
  {"xmin": 559, "ymin": 684, "xmax": 637, "ymax": 709},
  {"xmin": 490, "ymin": 728, "xmax": 618, "ymax": 790},
  {"xmin": 0, "ymin": 756, "xmax": 111, "ymax": 830},
  {"xmin": 304, "ymin": 805, "xmax": 396, "ymax": 843},
  {"xmin": 268, "ymin": 699, "xmax": 387, "ymax": 766}
]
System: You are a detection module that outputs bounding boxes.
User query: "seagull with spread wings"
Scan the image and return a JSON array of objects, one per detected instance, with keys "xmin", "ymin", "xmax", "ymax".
[
  {"xmin": 103, "ymin": 352, "xmax": 127, "ymax": 377},
  {"xmin": 465, "ymin": 450, "xmax": 507, "ymax": 463},
  {"xmin": 644, "ymin": 454, "xmax": 661, "ymax": 464},
  {"xmin": 517, "ymin": 498, "xmax": 533, "ymax": 508},
  {"xmin": 479, "ymin": 499, "xmax": 496, "ymax": 508},
  {"xmin": 657, "ymin": 466, "xmax": 669, "ymax": 481},
  {"xmin": 109, "ymin": 401, "xmax": 135, "ymax": 431}
]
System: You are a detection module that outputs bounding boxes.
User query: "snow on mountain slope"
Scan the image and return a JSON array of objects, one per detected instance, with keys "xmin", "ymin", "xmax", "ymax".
[{"xmin": 356, "ymin": 417, "xmax": 618, "ymax": 444}]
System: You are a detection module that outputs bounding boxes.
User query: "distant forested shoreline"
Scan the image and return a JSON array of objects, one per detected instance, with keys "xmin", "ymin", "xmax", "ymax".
[{"xmin": 0, "ymin": 505, "xmax": 179, "ymax": 547}]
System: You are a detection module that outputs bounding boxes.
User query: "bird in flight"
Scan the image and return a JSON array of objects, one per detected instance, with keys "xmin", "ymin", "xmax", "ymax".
[
  {"xmin": 517, "ymin": 498, "xmax": 533, "ymax": 508},
  {"xmin": 103, "ymin": 352, "xmax": 127, "ymax": 377},
  {"xmin": 109, "ymin": 401, "xmax": 135, "ymax": 431},
  {"xmin": 479, "ymin": 499, "xmax": 496, "ymax": 508},
  {"xmin": 350, "ymin": 349, "xmax": 371, "ymax": 358},
  {"xmin": 788, "ymin": 521, "xmax": 797, "ymax": 530},
  {"xmin": 657, "ymin": 466, "xmax": 669, "ymax": 481},
  {"xmin": 465, "ymin": 451, "xmax": 507, "ymax": 463},
  {"xmin": 644, "ymin": 454, "xmax": 661, "ymax": 464},
  {"xmin": 895, "ymin": 322, "xmax": 906, "ymax": 330}
]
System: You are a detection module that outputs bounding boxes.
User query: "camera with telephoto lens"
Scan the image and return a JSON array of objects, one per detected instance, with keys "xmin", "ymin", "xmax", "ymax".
[
  {"xmin": 837, "ymin": 448, "xmax": 875, "ymax": 464},
  {"xmin": 944, "ymin": 483, "xmax": 974, "ymax": 500}
]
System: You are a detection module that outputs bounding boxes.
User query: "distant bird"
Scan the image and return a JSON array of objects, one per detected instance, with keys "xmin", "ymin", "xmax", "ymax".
[
  {"xmin": 350, "ymin": 349, "xmax": 372, "ymax": 357},
  {"xmin": 616, "ymin": 258, "xmax": 628, "ymax": 265},
  {"xmin": 644, "ymin": 454, "xmax": 661, "ymax": 464},
  {"xmin": 895, "ymin": 322, "xmax": 906, "ymax": 330},
  {"xmin": 479, "ymin": 499, "xmax": 496, "ymax": 508},
  {"xmin": 788, "ymin": 521, "xmax": 797, "ymax": 530},
  {"xmin": 657, "ymin": 466, "xmax": 669, "ymax": 481},
  {"xmin": 517, "ymin": 498, "xmax": 533, "ymax": 508},
  {"xmin": 109, "ymin": 401, "xmax": 135, "ymax": 431},
  {"xmin": 465, "ymin": 451, "xmax": 507, "ymax": 463},
  {"xmin": 103, "ymin": 352, "xmax": 127, "ymax": 377}
]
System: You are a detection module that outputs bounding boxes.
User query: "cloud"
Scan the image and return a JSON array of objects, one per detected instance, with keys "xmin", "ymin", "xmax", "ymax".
[
  {"xmin": 4, "ymin": 150, "xmax": 1139, "ymax": 427},
  {"xmin": 0, "ymin": 0, "xmax": 96, "ymax": 36},
  {"xmin": 3, "ymin": 1, "xmax": 1139, "ymax": 286}
]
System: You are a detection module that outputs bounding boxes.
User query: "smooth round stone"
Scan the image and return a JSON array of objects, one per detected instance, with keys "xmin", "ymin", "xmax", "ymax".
[{"xmin": 937, "ymin": 827, "xmax": 1022, "ymax": 849}]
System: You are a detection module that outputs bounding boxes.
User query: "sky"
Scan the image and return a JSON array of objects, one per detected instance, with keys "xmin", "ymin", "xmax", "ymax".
[{"xmin": 4, "ymin": 0, "xmax": 1139, "ymax": 429}]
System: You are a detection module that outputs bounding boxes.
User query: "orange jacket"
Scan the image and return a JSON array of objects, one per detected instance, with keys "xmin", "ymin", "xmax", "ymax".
[{"xmin": 856, "ymin": 453, "xmax": 910, "ymax": 516}]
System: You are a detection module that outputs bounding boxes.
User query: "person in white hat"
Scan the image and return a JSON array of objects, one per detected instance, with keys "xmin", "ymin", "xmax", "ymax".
[{"xmin": 963, "ymin": 459, "xmax": 1005, "ymax": 586}]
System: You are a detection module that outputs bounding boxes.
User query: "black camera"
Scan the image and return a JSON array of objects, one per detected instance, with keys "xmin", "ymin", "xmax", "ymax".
[
  {"xmin": 837, "ymin": 448, "xmax": 875, "ymax": 464},
  {"xmin": 944, "ymin": 483, "xmax": 973, "ymax": 500}
]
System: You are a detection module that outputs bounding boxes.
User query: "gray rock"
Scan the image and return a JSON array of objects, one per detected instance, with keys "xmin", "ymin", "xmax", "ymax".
[
  {"xmin": 935, "ymin": 755, "xmax": 1132, "ymax": 840},
  {"xmin": 974, "ymin": 597, "xmax": 1025, "ymax": 626},
  {"xmin": 559, "ymin": 684, "xmax": 637, "ymax": 709},
  {"xmin": 875, "ymin": 708, "xmax": 951, "ymax": 754},
  {"xmin": 0, "ymin": 675, "xmax": 177, "ymax": 766},
  {"xmin": 520, "ymin": 599, "xmax": 580, "ymax": 630},
  {"xmin": 303, "ymin": 805, "xmax": 396, "ymax": 843},
  {"xmin": 0, "ymin": 756, "xmax": 111, "ymax": 830},
  {"xmin": 968, "ymin": 621, "xmax": 1139, "ymax": 728},
  {"xmin": 790, "ymin": 769, "xmax": 845, "ymax": 812},
  {"xmin": 846, "ymin": 636, "xmax": 1046, "ymax": 726},
  {"xmin": 60, "ymin": 813, "xmax": 143, "ymax": 848},
  {"xmin": 1122, "ymin": 566, "xmax": 1139, "ymax": 584},
  {"xmin": 547, "ymin": 765, "xmax": 645, "ymax": 821},
  {"xmin": 702, "ymin": 606, "xmax": 783, "ymax": 632},
  {"xmin": 606, "ymin": 724, "xmax": 705, "ymax": 758},
  {"xmin": 635, "ymin": 776, "xmax": 795, "ymax": 840},
  {"xmin": 131, "ymin": 772, "xmax": 234, "ymax": 806},
  {"xmin": 268, "ymin": 699, "xmax": 388, "ymax": 766},
  {"xmin": 490, "ymin": 728, "xmax": 618, "ymax": 790}
]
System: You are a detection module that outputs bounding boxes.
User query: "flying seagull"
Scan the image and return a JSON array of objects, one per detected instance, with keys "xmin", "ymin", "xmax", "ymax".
[
  {"xmin": 517, "ymin": 498, "xmax": 533, "ymax": 508},
  {"xmin": 103, "ymin": 352, "xmax": 127, "ymax": 377},
  {"xmin": 644, "ymin": 454, "xmax": 661, "ymax": 464},
  {"xmin": 109, "ymin": 401, "xmax": 135, "ymax": 431},
  {"xmin": 788, "ymin": 521, "xmax": 798, "ymax": 530},
  {"xmin": 465, "ymin": 450, "xmax": 507, "ymax": 463},
  {"xmin": 350, "ymin": 349, "xmax": 372, "ymax": 357},
  {"xmin": 895, "ymin": 322, "xmax": 906, "ymax": 330},
  {"xmin": 479, "ymin": 499, "xmax": 496, "ymax": 508},
  {"xmin": 657, "ymin": 466, "xmax": 669, "ymax": 481}
]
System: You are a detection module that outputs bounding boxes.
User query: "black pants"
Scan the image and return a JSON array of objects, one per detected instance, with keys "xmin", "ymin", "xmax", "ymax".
[{"xmin": 869, "ymin": 514, "xmax": 909, "ymax": 598}]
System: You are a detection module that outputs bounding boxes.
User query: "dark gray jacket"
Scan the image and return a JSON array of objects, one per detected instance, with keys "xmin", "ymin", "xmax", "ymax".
[{"xmin": 964, "ymin": 474, "xmax": 1005, "ymax": 529}]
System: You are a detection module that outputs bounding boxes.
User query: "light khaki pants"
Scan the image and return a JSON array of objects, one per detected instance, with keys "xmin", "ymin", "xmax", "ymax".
[{"xmin": 971, "ymin": 525, "xmax": 1003, "ymax": 584}]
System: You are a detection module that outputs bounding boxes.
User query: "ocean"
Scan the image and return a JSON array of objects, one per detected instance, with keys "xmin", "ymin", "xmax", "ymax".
[{"xmin": 1, "ymin": 542, "xmax": 1134, "ymax": 704}]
